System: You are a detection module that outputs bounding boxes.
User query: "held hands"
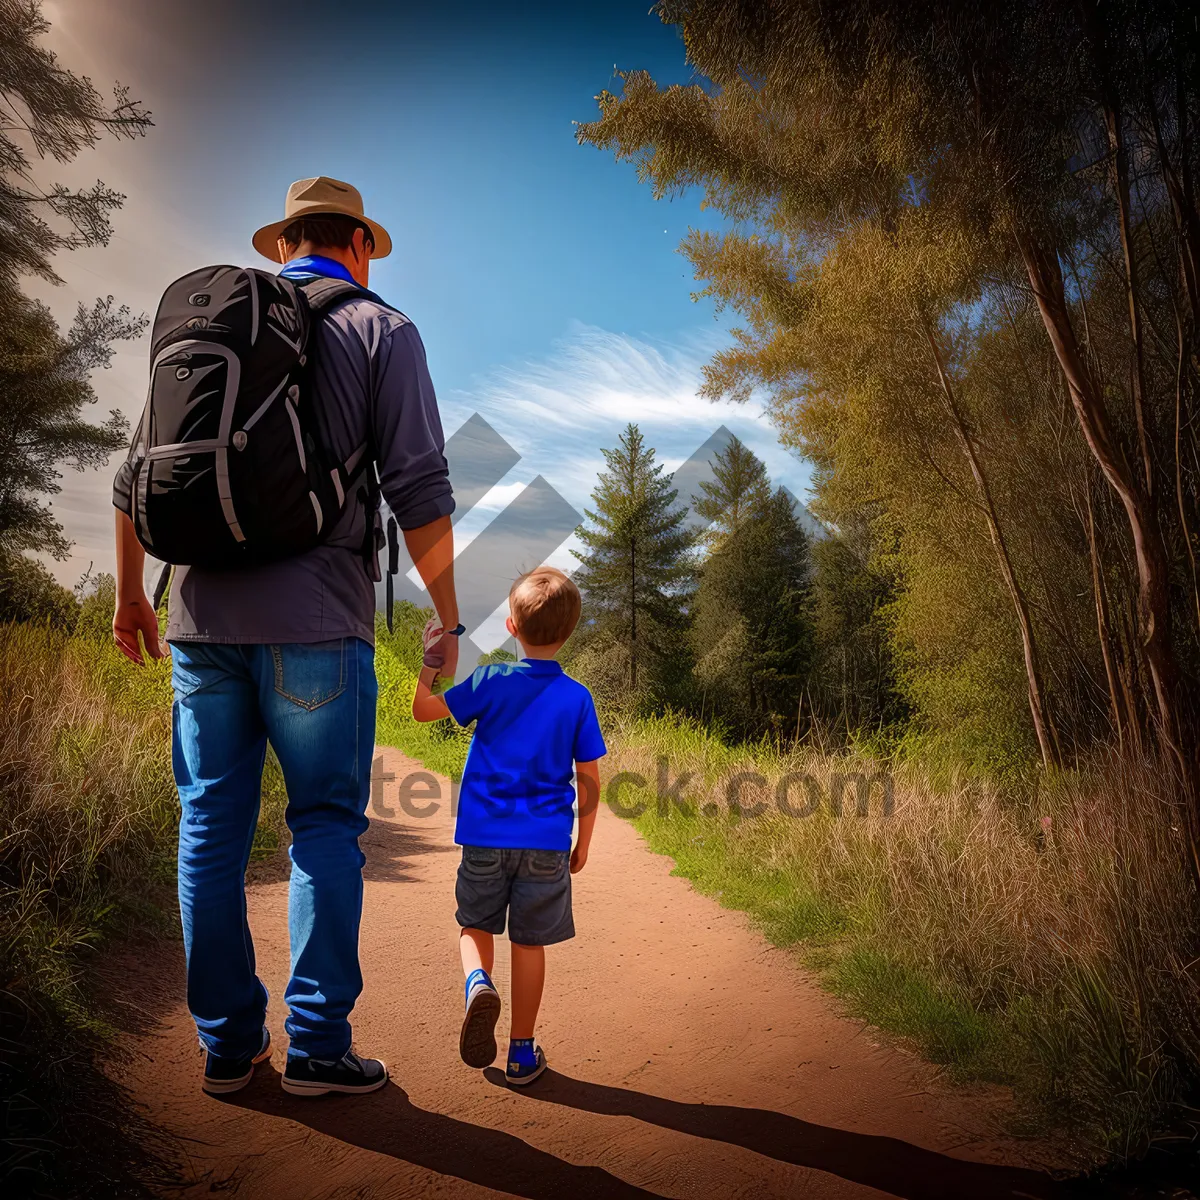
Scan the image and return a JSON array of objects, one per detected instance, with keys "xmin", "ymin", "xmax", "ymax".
[
  {"xmin": 113, "ymin": 593, "xmax": 165, "ymax": 665},
  {"xmin": 421, "ymin": 617, "xmax": 462, "ymax": 678}
]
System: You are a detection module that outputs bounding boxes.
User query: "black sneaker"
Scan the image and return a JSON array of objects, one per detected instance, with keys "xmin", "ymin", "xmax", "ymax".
[
  {"xmin": 281, "ymin": 1049, "xmax": 388, "ymax": 1097},
  {"xmin": 202, "ymin": 1028, "xmax": 272, "ymax": 1095}
]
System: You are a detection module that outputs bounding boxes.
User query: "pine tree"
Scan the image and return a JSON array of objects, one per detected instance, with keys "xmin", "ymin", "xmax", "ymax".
[
  {"xmin": 0, "ymin": 0, "xmax": 151, "ymax": 564},
  {"xmin": 572, "ymin": 423, "xmax": 695, "ymax": 696},
  {"xmin": 690, "ymin": 433, "xmax": 771, "ymax": 549},
  {"xmin": 693, "ymin": 486, "xmax": 813, "ymax": 737}
]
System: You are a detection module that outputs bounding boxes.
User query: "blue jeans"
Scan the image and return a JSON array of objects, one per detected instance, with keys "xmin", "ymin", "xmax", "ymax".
[{"xmin": 170, "ymin": 637, "xmax": 376, "ymax": 1061}]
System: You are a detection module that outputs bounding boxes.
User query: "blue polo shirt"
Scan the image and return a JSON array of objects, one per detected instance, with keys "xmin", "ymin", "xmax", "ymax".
[{"xmin": 444, "ymin": 659, "xmax": 607, "ymax": 851}]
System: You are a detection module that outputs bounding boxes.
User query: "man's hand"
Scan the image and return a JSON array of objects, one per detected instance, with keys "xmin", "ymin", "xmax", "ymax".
[
  {"xmin": 421, "ymin": 616, "xmax": 461, "ymax": 678},
  {"xmin": 113, "ymin": 593, "xmax": 165, "ymax": 665},
  {"xmin": 570, "ymin": 842, "xmax": 589, "ymax": 874},
  {"xmin": 404, "ymin": 515, "xmax": 460, "ymax": 676}
]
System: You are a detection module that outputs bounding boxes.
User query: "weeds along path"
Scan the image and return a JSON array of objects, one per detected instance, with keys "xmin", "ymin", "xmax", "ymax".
[{"xmin": 112, "ymin": 747, "xmax": 1074, "ymax": 1200}]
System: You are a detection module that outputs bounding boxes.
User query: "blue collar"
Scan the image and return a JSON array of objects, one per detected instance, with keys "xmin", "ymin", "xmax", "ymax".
[
  {"xmin": 520, "ymin": 658, "xmax": 563, "ymax": 674},
  {"xmin": 279, "ymin": 254, "xmax": 357, "ymax": 284}
]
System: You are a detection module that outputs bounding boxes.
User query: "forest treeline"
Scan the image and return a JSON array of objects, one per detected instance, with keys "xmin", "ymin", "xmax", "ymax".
[{"xmin": 571, "ymin": 0, "xmax": 1200, "ymax": 861}]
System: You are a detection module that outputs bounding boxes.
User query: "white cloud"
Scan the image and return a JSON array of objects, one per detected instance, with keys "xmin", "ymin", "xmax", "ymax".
[{"xmin": 441, "ymin": 321, "xmax": 812, "ymax": 523}]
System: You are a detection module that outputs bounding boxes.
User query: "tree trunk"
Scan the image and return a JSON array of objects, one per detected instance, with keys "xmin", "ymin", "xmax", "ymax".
[
  {"xmin": 1083, "ymin": 480, "xmax": 1125, "ymax": 749},
  {"xmin": 1017, "ymin": 230, "xmax": 1200, "ymax": 880},
  {"xmin": 921, "ymin": 314, "xmax": 1059, "ymax": 770},
  {"xmin": 1104, "ymin": 99, "xmax": 1154, "ymax": 498}
]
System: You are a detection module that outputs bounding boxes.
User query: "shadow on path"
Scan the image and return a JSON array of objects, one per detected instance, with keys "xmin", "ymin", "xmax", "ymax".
[
  {"xmin": 360, "ymin": 816, "xmax": 455, "ymax": 885},
  {"xmin": 226, "ymin": 1063, "xmax": 662, "ymax": 1199},
  {"xmin": 482, "ymin": 1067, "xmax": 1079, "ymax": 1200}
]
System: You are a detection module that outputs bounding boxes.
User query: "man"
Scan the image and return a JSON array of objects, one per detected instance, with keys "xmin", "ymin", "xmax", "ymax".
[{"xmin": 113, "ymin": 177, "xmax": 460, "ymax": 1097}]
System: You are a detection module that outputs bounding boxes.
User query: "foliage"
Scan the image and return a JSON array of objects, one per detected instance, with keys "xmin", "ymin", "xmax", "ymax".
[
  {"xmin": 577, "ymin": 0, "xmax": 1200, "ymax": 788},
  {"xmin": 0, "ymin": 593, "xmax": 286, "ymax": 1196},
  {"xmin": 606, "ymin": 716, "xmax": 1200, "ymax": 1161},
  {"xmin": 689, "ymin": 432, "xmax": 771, "ymax": 549},
  {"xmin": 0, "ymin": 546, "xmax": 76, "ymax": 626},
  {"xmin": 374, "ymin": 603, "xmax": 471, "ymax": 781},
  {"xmin": 692, "ymin": 482, "xmax": 814, "ymax": 738},
  {"xmin": 808, "ymin": 520, "xmax": 907, "ymax": 736},
  {"xmin": 0, "ymin": 0, "xmax": 151, "ymax": 560},
  {"xmin": 0, "ymin": 0, "xmax": 151, "ymax": 288},
  {"xmin": 571, "ymin": 423, "xmax": 696, "ymax": 707}
]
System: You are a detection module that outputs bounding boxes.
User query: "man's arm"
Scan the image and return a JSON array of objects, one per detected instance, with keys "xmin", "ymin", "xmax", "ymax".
[
  {"xmin": 370, "ymin": 317, "xmax": 459, "ymax": 673},
  {"xmin": 404, "ymin": 514, "xmax": 459, "ymax": 679},
  {"xmin": 571, "ymin": 760, "xmax": 601, "ymax": 874},
  {"xmin": 113, "ymin": 510, "xmax": 164, "ymax": 664}
]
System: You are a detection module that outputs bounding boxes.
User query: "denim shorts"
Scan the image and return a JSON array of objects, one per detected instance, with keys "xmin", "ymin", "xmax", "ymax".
[{"xmin": 455, "ymin": 846, "xmax": 574, "ymax": 946}]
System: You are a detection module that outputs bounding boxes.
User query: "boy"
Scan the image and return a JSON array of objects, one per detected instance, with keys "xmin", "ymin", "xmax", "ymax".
[{"xmin": 412, "ymin": 567, "xmax": 605, "ymax": 1085}]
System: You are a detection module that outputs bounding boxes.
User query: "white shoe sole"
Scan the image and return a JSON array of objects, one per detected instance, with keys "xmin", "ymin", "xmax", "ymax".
[
  {"xmin": 505, "ymin": 1054, "xmax": 548, "ymax": 1086},
  {"xmin": 202, "ymin": 1038, "xmax": 273, "ymax": 1095},
  {"xmin": 280, "ymin": 1062, "xmax": 389, "ymax": 1097}
]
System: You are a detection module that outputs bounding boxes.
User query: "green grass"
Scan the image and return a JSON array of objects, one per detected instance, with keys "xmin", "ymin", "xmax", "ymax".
[
  {"xmin": 601, "ymin": 713, "xmax": 1200, "ymax": 1164},
  {"xmin": 0, "ymin": 611, "xmax": 287, "ymax": 1198},
  {"xmin": 374, "ymin": 603, "xmax": 471, "ymax": 781}
]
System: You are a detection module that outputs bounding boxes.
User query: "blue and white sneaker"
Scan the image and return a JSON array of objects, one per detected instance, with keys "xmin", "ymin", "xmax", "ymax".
[
  {"xmin": 202, "ymin": 1027, "xmax": 272, "ymax": 1095},
  {"xmin": 505, "ymin": 1039, "xmax": 547, "ymax": 1086},
  {"xmin": 460, "ymin": 968, "xmax": 501, "ymax": 1068}
]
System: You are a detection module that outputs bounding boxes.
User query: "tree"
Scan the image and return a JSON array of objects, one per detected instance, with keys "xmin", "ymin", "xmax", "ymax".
[
  {"xmin": 577, "ymin": 1, "xmax": 1200, "ymax": 868},
  {"xmin": 0, "ymin": 545, "xmax": 76, "ymax": 626},
  {"xmin": 0, "ymin": 0, "xmax": 151, "ymax": 559},
  {"xmin": 809, "ymin": 519, "xmax": 905, "ymax": 737},
  {"xmin": 0, "ymin": 286, "xmax": 142, "ymax": 558},
  {"xmin": 0, "ymin": 0, "xmax": 151, "ymax": 287},
  {"xmin": 692, "ymin": 486, "xmax": 813, "ymax": 738},
  {"xmin": 572, "ymin": 423, "xmax": 695, "ymax": 700},
  {"xmin": 690, "ymin": 433, "xmax": 771, "ymax": 548}
]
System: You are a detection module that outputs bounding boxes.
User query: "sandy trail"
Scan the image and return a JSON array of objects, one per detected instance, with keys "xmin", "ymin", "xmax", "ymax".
[{"xmin": 111, "ymin": 746, "xmax": 1074, "ymax": 1200}]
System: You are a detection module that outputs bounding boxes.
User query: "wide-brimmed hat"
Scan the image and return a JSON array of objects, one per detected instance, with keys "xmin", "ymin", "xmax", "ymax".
[{"xmin": 251, "ymin": 176, "xmax": 392, "ymax": 262}]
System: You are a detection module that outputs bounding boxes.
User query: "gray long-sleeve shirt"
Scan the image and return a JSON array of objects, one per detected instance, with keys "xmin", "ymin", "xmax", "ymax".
[{"xmin": 166, "ymin": 292, "xmax": 454, "ymax": 647}]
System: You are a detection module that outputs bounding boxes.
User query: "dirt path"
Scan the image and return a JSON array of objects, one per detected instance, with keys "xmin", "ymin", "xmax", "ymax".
[{"xmin": 112, "ymin": 746, "xmax": 1076, "ymax": 1200}]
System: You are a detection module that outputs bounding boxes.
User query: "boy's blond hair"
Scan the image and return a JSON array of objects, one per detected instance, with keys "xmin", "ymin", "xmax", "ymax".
[{"xmin": 509, "ymin": 567, "xmax": 581, "ymax": 647}]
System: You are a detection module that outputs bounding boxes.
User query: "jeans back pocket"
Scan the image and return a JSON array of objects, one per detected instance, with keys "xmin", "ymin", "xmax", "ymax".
[
  {"xmin": 271, "ymin": 639, "xmax": 347, "ymax": 711},
  {"xmin": 524, "ymin": 850, "xmax": 568, "ymax": 879},
  {"xmin": 462, "ymin": 846, "xmax": 503, "ymax": 879}
]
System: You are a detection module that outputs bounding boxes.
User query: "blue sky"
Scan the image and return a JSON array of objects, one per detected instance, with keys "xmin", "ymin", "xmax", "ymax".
[{"xmin": 35, "ymin": 0, "xmax": 814, "ymax": 649}]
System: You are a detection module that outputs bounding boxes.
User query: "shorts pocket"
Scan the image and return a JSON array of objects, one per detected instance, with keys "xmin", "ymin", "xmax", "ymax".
[
  {"xmin": 462, "ymin": 846, "xmax": 503, "ymax": 879},
  {"xmin": 271, "ymin": 639, "xmax": 346, "ymax": 711},
  {"xmin": 525, "ymin": 850, "xmax": 568, "ymax": 879}
]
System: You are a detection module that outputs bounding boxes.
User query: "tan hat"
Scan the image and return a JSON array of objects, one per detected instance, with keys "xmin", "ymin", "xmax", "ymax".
[{"xmin": 252, "ymin": 176, "xmax": 392, "ymax": 263}]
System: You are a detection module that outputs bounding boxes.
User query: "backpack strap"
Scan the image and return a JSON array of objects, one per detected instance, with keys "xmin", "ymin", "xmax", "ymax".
[
  {"xmin": 296, "ymin": 275, "xmax": 390, "ymax": 578},
  {"xmin": 298, "ymin": 275, "xmax": 370, "ymax": 316}
]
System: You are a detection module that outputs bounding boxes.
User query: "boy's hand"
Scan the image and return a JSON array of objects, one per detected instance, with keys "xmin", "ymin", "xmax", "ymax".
[{"xmin": 570, "ymin": 843, "xmax": 589, "ymax": 874}]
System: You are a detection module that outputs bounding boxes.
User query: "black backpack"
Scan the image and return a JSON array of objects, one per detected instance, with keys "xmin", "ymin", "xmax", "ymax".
[{"xmin": 113, "ymin": 265, "xmax": 375, "ymax": 570}]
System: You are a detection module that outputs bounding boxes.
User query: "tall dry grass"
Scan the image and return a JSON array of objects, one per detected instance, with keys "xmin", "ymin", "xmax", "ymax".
[
  {"xmin": 607, "ymin": 713, "xmax": 1200, "ymax": 1161},
  {"xmin": 0, "ymin": 619, "xmax": 286, "ymax": 1197}
]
